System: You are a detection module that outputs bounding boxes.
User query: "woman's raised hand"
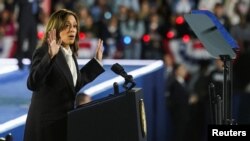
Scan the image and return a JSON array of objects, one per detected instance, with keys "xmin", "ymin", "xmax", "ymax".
[
  {"xmin": 47, "ymin": 29, "xmax": 62, "ymax": 59},
  {"xmin": 95, "ymin": 39, "xmax": 103, "ymax": 62}
]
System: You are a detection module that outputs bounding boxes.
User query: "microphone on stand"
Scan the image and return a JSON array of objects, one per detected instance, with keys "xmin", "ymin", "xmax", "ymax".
[
  {"xmin": 111, "ymin": 63, "xmax": 136, "ymax": 90},
  {"xmin": 111, "ymin": 63, "xmax": 128, "ymax": 78}
]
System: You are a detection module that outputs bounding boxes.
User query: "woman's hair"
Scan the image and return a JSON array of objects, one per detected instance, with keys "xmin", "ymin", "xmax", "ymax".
[{"xmin": 42, "ymin": 9, "xmax": 80, "ymax": 55}]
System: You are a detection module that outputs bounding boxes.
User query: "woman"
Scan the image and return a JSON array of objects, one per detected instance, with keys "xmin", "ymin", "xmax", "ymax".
[{"xmin": 24, "ymin": 9, "xmax": 105, "ymax": 141}]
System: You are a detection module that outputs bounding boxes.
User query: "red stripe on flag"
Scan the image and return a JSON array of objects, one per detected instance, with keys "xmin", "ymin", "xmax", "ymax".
[{"xmin": 79, "ymin": 42, "xmax": 91, "ymax": 48}]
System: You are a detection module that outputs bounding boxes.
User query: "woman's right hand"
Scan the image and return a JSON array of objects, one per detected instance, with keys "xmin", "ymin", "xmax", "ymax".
[{"xmin": 47, "ymin": 29, "xmax": 62, "ymax": 59}]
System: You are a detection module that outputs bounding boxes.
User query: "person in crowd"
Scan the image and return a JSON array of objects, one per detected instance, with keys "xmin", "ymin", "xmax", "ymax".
[
  {"xmin": 167, "ymin": 63, "xmax": 190, "ymax": 141},
  {"xmin": 101, "ymin": 15, "xmax": 122, "ymax": 59},
  {"xmin": 0, "ymin": 9, "xmax": 16, "ymax": 58},
  {"xmin": 188, "ymin": 60, "xmax": 211, "ymax": 141},
  {"xmin": 141, "ymin": 13, "xmax": 164, "ymax": 59},
  {"xmin": 213, "ymin": 2, "xmax": 231, "ymax": 31},
  {"xmin": 15, "ymin": 0, "xmax": 41, "ymax": 69},
  {"xmin": 24, "ymin": 9, "xmax": 105, "ymax": 141},
  {"xmin": 208, "ymin": 59, "xmax": 224, "ymax": 98},
  {"xmin": 120, "ymin": 9, "xmax": 145, "ymax": 59}
]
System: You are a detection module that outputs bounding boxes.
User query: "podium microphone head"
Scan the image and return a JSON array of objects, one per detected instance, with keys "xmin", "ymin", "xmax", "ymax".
[
  {"xmin": 111, "ymin": 63, "xmax": 136, "ymax": 90},
  {"xmin": 111, "ymin": 63, "xmax": 127, "ymax": 76}
]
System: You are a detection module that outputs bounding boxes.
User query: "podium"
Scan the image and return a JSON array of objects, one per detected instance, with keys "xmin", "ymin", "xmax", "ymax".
[
  {"xmin": 184, "ymin": 10, "xmax": 239, "ymax": 124},
  {"xmin": 67, "ymin": 88, "xmax": 147, "ymax": 141}
]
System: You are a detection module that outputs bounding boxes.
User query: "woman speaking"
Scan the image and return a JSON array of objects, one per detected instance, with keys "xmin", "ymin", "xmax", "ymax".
[{"xmin": 24, "ymin": 9, "xmax": 105, "ymax": 141}]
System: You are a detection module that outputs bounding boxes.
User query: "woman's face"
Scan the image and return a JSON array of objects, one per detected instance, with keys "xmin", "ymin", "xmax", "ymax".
[{"xmin": 59, "ymin": 15, "xmax": 77, "ymax": 47}]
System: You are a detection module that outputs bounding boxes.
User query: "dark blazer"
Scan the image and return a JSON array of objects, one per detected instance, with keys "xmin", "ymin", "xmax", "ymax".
[
  {"xmin": 168, "ymin": 78, "xmax": 190, "ymax": 141},
  {"xmin": 24, "ymin": 45, "xmax": 105, "ymax": 141}
]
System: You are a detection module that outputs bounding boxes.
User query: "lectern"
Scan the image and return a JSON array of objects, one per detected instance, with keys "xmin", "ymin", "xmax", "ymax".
[
  {"xmin": 67, "ymin": 88, "xmax": 147, "ymax": 141},
  {"xmin": 184, "ymin": 10, "xmax": 239, "ymax": 125}
]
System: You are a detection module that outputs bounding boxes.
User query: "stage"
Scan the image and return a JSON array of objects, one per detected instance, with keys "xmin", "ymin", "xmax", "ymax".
[{"xmin": 0, "ymin": 59, "xmax": 169, "ymax": 141}]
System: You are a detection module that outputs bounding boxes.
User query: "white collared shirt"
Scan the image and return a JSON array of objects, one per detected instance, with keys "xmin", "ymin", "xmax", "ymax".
[{"xmin": 61, "ymin": 47, "xmax": 77, "ymax": 86}]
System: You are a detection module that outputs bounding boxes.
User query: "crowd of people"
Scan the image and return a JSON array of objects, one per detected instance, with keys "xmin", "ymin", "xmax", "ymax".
[{"xmin": 0, "ymin": 0, "xmax": 247, "ymax": 61}]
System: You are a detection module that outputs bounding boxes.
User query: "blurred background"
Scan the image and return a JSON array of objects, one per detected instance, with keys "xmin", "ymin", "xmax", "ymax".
[{"xmin": 1, "ymin": 0, "xmax": 250, "ymax": 141}]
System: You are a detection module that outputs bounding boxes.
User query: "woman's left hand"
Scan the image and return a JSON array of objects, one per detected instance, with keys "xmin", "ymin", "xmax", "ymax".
[{"xmin": 95, "ymin": 39, "xmax": 103, "ymax": 62}]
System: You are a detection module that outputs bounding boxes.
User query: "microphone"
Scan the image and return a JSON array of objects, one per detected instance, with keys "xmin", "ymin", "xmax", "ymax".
[
  {"xmin": 113, "ymin": 82, "xmax": 119, "ymax": 95},
  {"xmin": 111, "ymin": 63, "xmax": 127, "ymax": 78},
  {"xmin": 111, "ymin": 63, "xmax": 136, "ymax": 90}
]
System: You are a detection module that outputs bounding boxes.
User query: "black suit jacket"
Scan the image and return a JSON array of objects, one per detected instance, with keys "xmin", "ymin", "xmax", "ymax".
[{"xmin": 24, "ymin": 45, "xmax": 105, "ymax": 141}]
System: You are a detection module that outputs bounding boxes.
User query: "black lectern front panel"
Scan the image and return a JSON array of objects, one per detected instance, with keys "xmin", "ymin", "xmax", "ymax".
[{"xmin": 67, "ymin": 88, "xmax": 147, "ymax": 141}]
